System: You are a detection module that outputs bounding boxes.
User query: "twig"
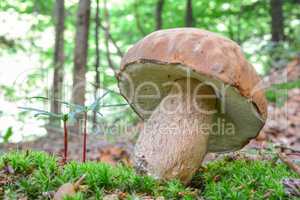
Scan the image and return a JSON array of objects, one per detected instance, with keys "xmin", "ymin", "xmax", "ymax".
[
  {"xmin": 63, "ymin": 119, "xmax": 68, "ymax": 163},
  {"xmin": 99, "ymin": 23, "xmax": 123, "ymax": 57},
  {"xmin": 278, "ymin": 152, "xmax": 300, "ymax": 176},
  {"xmin": 82, "ymin": 111, "xmax": 87, "ymax": 162},
  {"xmin": 93, "ymin": 0, "xmax": 101, "ymax": 128},
  {"xmin": 276, "ymin": 145, "xmax": 300, "ymax": 154},
  {"xmin": 87, "ymin": 82, "xmax": 122, "ymax": 96}
]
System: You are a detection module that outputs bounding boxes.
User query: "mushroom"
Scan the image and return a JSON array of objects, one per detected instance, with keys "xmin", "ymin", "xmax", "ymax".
[{"xmin": 118, "ymin": 28, "xmax": 268, "ymax": 184}]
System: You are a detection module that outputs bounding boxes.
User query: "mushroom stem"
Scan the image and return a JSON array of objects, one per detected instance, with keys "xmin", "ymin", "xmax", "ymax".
[{"xmin": 134, "ymin": 78, "xmax": 216, "ymax": 184}]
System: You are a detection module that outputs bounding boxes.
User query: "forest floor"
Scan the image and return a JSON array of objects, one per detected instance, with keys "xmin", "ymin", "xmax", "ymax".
[{"xmin": 0, "ymin": 150, "xmax": 299, "ymax": 200}]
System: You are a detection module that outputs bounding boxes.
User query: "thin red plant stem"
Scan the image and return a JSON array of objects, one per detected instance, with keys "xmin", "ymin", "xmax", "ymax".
[
  {"xmin": 63, "ymin": 120, "xmax": 68, "ymax": 164},
  {"xmin": 83, "ymin": 111, "xmax": 87, "ymax": 162}
]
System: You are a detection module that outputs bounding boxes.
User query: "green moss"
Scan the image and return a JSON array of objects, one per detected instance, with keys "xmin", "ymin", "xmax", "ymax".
[
  {"xmin": 202, "ymin": 158, "xmax": 298, "ymax": 200},
  {"xmin": 0, "ymin": 151, "xmax": 298, "ymax": 199},
  {"xmin": 0, "ymin": 151, "xmax": 190, "ymax": 199}
]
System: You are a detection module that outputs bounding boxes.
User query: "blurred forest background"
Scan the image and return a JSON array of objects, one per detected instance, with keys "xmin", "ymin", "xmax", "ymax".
[{"xmin": 0, "ymin": 0, "xmax": 300, "ymax": 161}]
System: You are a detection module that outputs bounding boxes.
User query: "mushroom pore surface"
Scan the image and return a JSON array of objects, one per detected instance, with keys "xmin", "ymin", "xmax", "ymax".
[{"xmin": 134, "ymin": 78, "xmax": 216, "ymax": 184}]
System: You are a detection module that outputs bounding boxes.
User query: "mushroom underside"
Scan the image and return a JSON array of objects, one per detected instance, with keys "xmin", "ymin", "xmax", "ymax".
[{"xmin": 119, "ymin": 62, "xmax": 266, "ymax": 153}]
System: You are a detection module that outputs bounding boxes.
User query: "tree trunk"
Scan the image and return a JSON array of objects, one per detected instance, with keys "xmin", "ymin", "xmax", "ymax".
[
  {"xmin": 271, "ymin": 0, "xmax": 284, "ymax": 42},
  {"xmin": 155, "ymin": 0, "xmax": 164, "ymax": 30},
  {"xmin": 185, "ymin": 0, "xmax": 194, "ymax": 27},
  {"xmin": 103, "ymin": 0, "xmax": 116, "ymax": 74},
  {"xmin": 72, "ymin": 0, "xmax": 91, "ymax": 134},
  {"xmin": 51, "ymin": 0, "xmax": 64, "ymax": 122},
  {"xmin": 93, "ymin": 0, "xmax": 100, "ymax": 129}
]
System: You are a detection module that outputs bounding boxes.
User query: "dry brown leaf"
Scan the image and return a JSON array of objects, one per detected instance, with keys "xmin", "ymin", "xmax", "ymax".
[
  {"xmin": 53, "ymin": 183, "xmax": 76, "ymax": 200},
  {"xmin": 103, "ymin": 194, "xmax": 119, "ymax": 200},
  {"xmin": 118, "ymin": 191, "xmax": 127, "ymax": 199},
  {"xmin": 98, "ymin": 146, "xmax": 131, "ymax": 166},
  {"xmin": 53, "ymin": 175, "xmax": 85, "ymax": 200}
]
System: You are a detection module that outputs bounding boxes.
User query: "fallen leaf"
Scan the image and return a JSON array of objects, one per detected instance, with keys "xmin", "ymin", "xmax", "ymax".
[
  {"xmin": 98, "ymin": 146, "xmax": 131, "ymax": 166},
  {"xmin": 53, "ymin": 183, "xmax": 76, "ymax": 200},
  {"xmin": 118, "ymin": 191, "xmax": 127, "ymax": 199},
  {"xmin": 53, "ymin": 175, "xmax": 86, "ymax": 200},
  {"xmin": 103, "ymin": 194, "xmax": 119, "ymax": 200}
]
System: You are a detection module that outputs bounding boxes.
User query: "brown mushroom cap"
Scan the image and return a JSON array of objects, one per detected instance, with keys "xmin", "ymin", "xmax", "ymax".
[{"xmin": 118, "ymin": 28, "xmax": 268, "ymax": 152}]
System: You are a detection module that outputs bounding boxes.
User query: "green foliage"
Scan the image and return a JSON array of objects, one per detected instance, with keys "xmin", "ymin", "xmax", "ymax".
[
  {"xmin": 63, "ymin": 193, "xmax": 85, "ymax": 200},
  {"xmin": 0, "ymin": 151, "xmax": 58, "ymax": 174},
  {"xmin": 1, "ymin": 127, "xmax": 13, "ymax": 143},
  {"xmin": 1, "ymin": 151, "xmax": 298, "ymax": 199},
  {"xmin": 0, "ymin": 0, "xmax": 53, "ymax": 15},
  {"xmin": 202, "ymin": 158, "xmax": 298, "ymax": 200},
  {"xmin": 265, "ymin": 79, "xmax": 300, "ymax": 104},
  {"xmin": 19, "ymin": 94, "xmax": 109, "ymax": 122},
  {"xmin": 270, "ymin": 79, "xmax": 300, "ymax": 90},
  {"xmin": 163, "ymin": 180, "xmax": 194, "ymax": 199},
  {"xmin": 0, "ymin": 85, "xmax": 19, "ymax": 101}
]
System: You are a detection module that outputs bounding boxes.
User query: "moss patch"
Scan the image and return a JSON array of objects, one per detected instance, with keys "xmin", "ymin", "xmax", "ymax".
[
  {"xmin": 202, "ymin": 157, "xmax": 298, "ymax": 200},
  {"xmin": 0, "ymin": 151, "xmax": 298, "ymax": 199}
]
